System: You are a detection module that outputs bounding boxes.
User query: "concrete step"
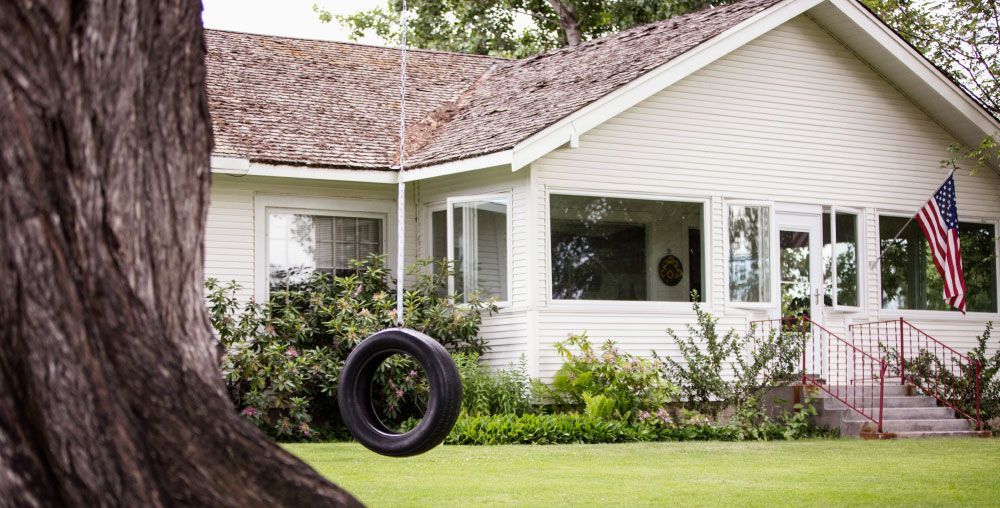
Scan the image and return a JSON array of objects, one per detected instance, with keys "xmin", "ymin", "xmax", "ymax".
[
  {"xmin": 816, "ymin": 385, "xmax": 911, "ymax": 397},
  {"xmin": 823, "ymin": 395, "xmax": 936, "ymax": 409},
  {"xmin": 841, "ymin": 406, "xmax": 955, "ymax": 421},
  {"xmin": 882, "ymin": 419, "xmax": 973, "ymax": 432},
  {"xmin": 890, "ymin": 430, "xmax": 991, "ymax": 439}
]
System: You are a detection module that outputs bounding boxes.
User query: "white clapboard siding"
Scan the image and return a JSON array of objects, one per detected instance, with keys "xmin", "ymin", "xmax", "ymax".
[
  {"xmin": 415, "ymin": 166, "xmax": 531, "ymax": 366},
  {"xmin": 206, "ymin": 174, "xmax": 404, "ymax": 302},
  {"xmin": 206, "ymin": 168, "xmax": 532, "ymax": 367},
  {"xmin": 529, "ymin": 14, "xmax": 1000, "ymax": 378}
]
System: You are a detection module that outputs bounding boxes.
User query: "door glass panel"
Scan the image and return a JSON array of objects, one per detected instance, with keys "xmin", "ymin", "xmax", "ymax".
[{"xmin": 780, "ymin": 230, "xmax": 811, "ymax": 320}]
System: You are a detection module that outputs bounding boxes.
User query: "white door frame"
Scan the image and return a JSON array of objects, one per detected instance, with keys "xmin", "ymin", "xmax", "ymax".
[{"xmin": 775, "ymin": 208, "xmax": 824, "ymax": 325}]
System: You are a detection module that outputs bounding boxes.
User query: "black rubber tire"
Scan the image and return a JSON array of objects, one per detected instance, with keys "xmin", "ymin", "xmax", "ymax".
[{"xmin": 338, "ymin": 328, "xmax": 462, "ymax": 457}]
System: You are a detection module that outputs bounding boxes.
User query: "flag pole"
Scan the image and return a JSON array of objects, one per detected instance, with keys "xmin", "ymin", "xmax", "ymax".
[{"xmin": 868, "ymin": 167, "xmax": 957, "ymax": 270}]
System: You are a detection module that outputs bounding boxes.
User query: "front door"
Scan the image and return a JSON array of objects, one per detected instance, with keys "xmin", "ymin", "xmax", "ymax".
[{"xmin": 776, "ymin": 211, "xmax": 823, "ymax": 325}]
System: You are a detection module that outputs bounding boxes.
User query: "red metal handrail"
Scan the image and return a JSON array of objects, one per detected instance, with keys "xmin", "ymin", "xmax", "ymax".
[
  {"xmin": 752, "ymin": 316, "xmax": 886, "ymax": 433},
  {"xmin": 848, "ymin": 317, "xmax": 983, "ymax": 429}
]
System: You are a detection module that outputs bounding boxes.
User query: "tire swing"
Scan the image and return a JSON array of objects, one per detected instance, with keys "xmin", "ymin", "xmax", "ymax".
[{"xmin": 337, "ymin": 2, "xmax": 462, "ymax": 457}]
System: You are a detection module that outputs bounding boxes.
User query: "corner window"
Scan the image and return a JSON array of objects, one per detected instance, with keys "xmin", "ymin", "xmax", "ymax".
[
  {"xmin": 823, "ymin": 210, "xmax": 860, "ymax": 308},
  {"xmin": 430, "ymin": 197, "xmax": 509, "ymax": 303},
  {"xmin": 728, "ymin": 204, "xmax": 772, "ymax": 303},
  {"xmin": 879, "ymin": 216, "xmax": 997, "ymax": 313},
  {"xmin": 549, "ymin": 194, "xmax": 705, "ymax": 302},
  {"xmin": 267, "ymin": 212, "xmax": 383, "ymax": 289}
]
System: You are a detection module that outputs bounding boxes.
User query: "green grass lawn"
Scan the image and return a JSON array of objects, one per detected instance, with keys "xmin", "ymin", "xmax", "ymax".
[{"xmin": 287, "ymin": 439, "xmax": 1000, "ymax": 507}]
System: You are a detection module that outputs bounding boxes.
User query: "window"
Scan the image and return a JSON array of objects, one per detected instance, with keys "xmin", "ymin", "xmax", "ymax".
[
  {"xmin": 879, "ymin": 216, "xmax": 997, "ymax": 313},
  {"xmin": 823, "ymin": 210, "xmax": 860, "ymax": 308},
  {"xmin": 430, "ymin": 197, "xmax": 509, "ymax": 303},
  {"xmin": 728, "ymin": 204, "xmax": 772, "ymax": 303},
  {"xmin": 267, "ymin": 212, "xmax": 382, "ymax": 289},
  {"xmin": 549, "ymin": 194, "xmax": 704, "ymax": 302}
]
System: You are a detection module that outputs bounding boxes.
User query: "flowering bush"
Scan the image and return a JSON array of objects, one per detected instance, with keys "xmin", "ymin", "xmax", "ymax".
[
  {"xmin": 208, "ymin": 255, "xmax": 495, "ymax": 440},
  {"xmin": 536, "ymin": 333, "xmax": 677, "ymax": 421}
]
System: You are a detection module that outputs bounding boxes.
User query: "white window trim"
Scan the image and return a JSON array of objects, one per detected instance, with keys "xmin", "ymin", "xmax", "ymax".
[
  {"xmin": 874, "ymin": 210, "xmax": 1000, "ymax": 318},
  {"xmin": 724, "ymin": 199, "xmax": 777, "ymax": 311},
  {"xmin": 543, "ymin": 188, "xmax": 713, "ymax": 312},
  {"xmin": 826, "ymin": 206, "xmax": 865, "ymax": 313},
  {"xmin": 253, "ymin": 194, "xmax": 397, "ymax": 303},
  {"xmin": 442, "ymin": 192, "xmax": 513, "ymax": 306}
]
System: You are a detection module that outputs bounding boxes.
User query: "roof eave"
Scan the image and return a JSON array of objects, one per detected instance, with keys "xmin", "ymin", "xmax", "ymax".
[{"xmin": 210, "ymin": 156, "xmax": 399, "ymax": 183}]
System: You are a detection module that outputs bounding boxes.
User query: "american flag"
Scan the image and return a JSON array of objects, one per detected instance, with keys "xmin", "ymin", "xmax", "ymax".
[{"xmin": 915, "ymin": 174, "xmax": 966, "ymax": 313}]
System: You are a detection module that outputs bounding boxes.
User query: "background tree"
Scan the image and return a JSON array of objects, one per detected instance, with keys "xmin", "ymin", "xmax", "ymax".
[
  {"xmin": 0, "ymin": 1, "xmax": 358, "ymax": 505},
  {"xmin": 323, "ymin": 0, "xmax": 736, "ymax": 58},
  {"xmin": 862, "ymin": 0, "xmax": 998, "ymax": 119},
  {"xmin": 326, "ymin": 0, "xmax": 998, "ymax": 124}
]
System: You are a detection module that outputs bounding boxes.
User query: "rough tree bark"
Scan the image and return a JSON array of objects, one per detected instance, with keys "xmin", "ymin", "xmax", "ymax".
[
  {"xmin": 0, "ymin": 1, "xmax": 360, "ymax": 506},
  {"xmin": 546, "ymin": 0, "xmax": 583, "ymax": 46}
]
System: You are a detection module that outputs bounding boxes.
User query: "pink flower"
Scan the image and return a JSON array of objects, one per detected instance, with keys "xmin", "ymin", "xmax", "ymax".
[
  {"xmin": 656, "ymin": 408, "xmax": 672, "ymax": 424},
  {"xmin": 638, "ymin": 410, "xmax": 651, "ymax": 421},
  {"xmin": 394, "ymin": 388, "xmax": 404, "ymax": 399},
  {"xmin": 354, "ymin": 284, "xmax": 363, "ymax": 296},
  {"xmin": 407, "ymin": 370, "xmax": 418, "ymax": 378},
  {"xmin": 299, "ymin": 423, "xmax": 312, "ymax": 437},
  {"xmin": 286, "ymin": 348, "xmax": 299, "ymax": 358},
  {"xmin": 241, "ymin": 407, "xmax": 258, "ymax": 418}
]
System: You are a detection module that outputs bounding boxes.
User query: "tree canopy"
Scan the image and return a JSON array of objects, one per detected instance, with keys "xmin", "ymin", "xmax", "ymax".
[
  {"xmin": 322, "ymin": 0, "xmax": 736, "ymax": 58},
  {"xmin": 324, "ymin": 0, "xmax": 998, "ymax": 120},
  {"xmin": 862, "ymin": 0, "xmax": 999, "ymax": 119}
]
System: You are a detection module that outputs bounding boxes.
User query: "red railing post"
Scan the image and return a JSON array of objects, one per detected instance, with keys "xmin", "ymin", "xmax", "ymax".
[
  {"xmin": 878, "ymin": 359, "xmax": 887, "ymax": 433},
  {"xmin": 800, "ymin": 318, "xmax": 807, "ymax": 385},
  {"xmin": 899, "ymin": 317, "xmax": 905, "ymax": 385}
]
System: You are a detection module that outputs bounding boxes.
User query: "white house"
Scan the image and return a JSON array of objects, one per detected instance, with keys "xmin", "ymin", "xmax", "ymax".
[{"xmin": 203, "ymin": 0, "xmax": 999, "ymax": 382}]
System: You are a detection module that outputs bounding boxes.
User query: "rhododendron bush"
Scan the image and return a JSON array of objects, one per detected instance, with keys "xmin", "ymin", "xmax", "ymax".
[{"xmin": 207, "ymin": 255, "xmax": 494, "ymax": 440}]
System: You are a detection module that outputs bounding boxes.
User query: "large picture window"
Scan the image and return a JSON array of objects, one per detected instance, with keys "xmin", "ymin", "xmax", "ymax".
[
  {"xmin": 823, "ymin": 210, "xmax": 860, "ymax": 308},
  {"xmin": 879, "ymin": 216, "xmax": 997, "ymax": 313},
  {"xmin": 728, "ymin": 204, "xmax": 772, "ymax": 303},
  {"xmin": 267, "ymin": 212, "xmax": 383, "ymax": 289},
  {"xmin": 549, "ymin": 194, "xmax": 704, "ymax": 302},
  {"xmin": 430, "ymin": 196, "xmax": 509, "ymax": 303}
]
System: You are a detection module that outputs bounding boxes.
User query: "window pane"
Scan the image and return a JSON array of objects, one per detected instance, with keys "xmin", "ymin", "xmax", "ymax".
[
  {"xmin": 780, "ymin": 230, "xmax": 811, "ymax": 318},
  {"xmin": 266, "ymin": 211, "xmax": 382, "ymax": 289},
  {"xmin": 823, "ymin": 212, "xmax": 859, "ymax": 307},
  {"xmin": 430, "ymin": 210, "xmax": 448, "ymax": 279},
  {"xmin": 729, "ymin": 205, "xmax": 771, "ymax": 303},
  {"xmin": 550, "ymin": 195, "xmax": 704, "ymax": 302},
  {"xmin": 452, "ymin": 199, "xmax": 508, "ymax": 302},
  {"xmin": 880, "ymin": 216, "xmax": 996, "ymax": 312}
]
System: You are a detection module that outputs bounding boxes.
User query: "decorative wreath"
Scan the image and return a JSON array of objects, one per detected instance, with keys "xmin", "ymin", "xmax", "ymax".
[{"xmin": 658, "ymin": 251, "xmax": 684, "ymax": 286}]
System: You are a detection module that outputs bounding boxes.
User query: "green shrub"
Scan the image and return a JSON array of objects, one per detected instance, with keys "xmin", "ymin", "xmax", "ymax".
[
  {"xmin": 582, "ymin": 393, "xmax": 615, "ymax": 420},
  {"xmin": 443, "ymin": 413, "xmax": 832, "ymax": 445},
  {"xmin": 208, "ymin": 255, "xmax": 496, "ymax": 440},
  {"xmin": 658, "ymin": 298, "xmax": 802, "ymax": 431},
  {"xmin": 885, "ymin": 321, "xmax": 999, "ymax": 428},
  {"xmin": 536, "ymin": 334, "xmax": 677, "ymax": 421},
  {"xmin": 453, "ymin": 353, "xmax": 533, "ymax": 416}
]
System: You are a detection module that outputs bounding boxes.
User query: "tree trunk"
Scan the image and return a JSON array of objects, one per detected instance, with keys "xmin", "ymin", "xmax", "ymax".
[
  {"xmin": 546, "ymin": 0, "xmax": 583, "ymax": 46},
  {"xmin": 0, "ymin": 2, "xmax": 360, "ymax": 506}
]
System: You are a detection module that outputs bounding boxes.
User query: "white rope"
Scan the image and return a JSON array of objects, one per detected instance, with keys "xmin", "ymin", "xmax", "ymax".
[{"xmin": 395, "ymin": 1, "xmax": 408, "ymax": 326}]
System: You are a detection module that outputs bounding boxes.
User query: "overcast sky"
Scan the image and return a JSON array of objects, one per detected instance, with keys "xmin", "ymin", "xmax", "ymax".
[{"xmin": 201, "ymin": 0, "xmax": 387, "ymax": 44}]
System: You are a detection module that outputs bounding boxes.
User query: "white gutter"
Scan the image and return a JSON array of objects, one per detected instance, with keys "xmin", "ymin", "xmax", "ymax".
[{"xmin": 210, "ymin": 156, "xmax": 398, "ymax": 184}]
